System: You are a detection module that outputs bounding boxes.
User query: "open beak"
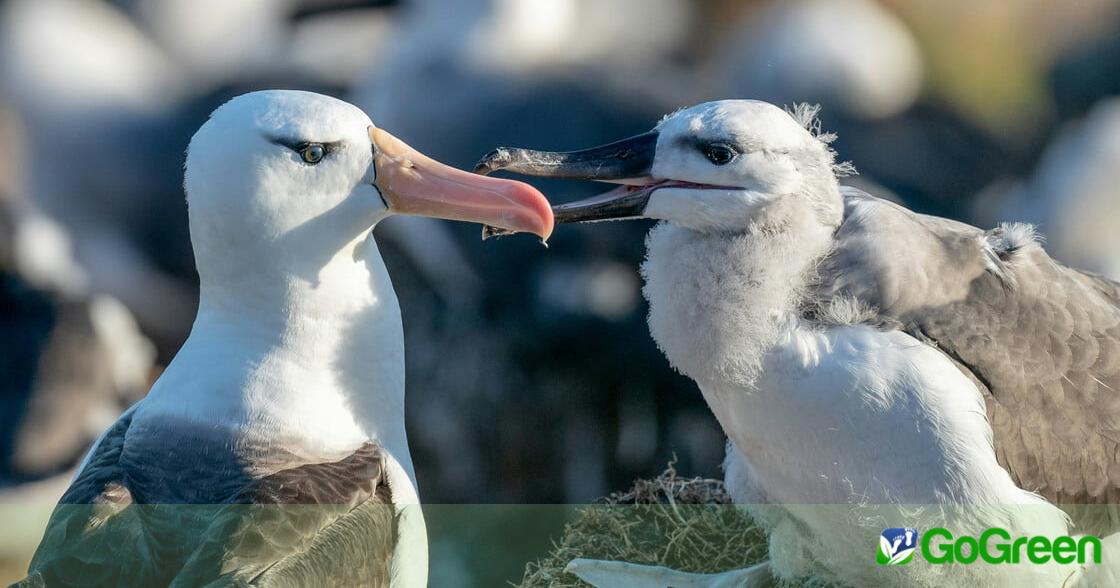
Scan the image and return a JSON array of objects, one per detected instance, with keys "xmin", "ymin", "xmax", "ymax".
[
  {"xmin": 370, "ymin": 127, "xmax": 554, "ymax": 240},
  {"xmin": 473, "ymin": 132, "xmax": 660, "ymax": 233}
]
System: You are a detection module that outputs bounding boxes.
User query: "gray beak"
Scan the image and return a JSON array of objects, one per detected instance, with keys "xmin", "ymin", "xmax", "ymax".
[
  {"xmin": 474, "ymin": 132, "xmax": 659, "ymax": 234},
  {"xmin": 474, "ymin": 131, "xmax": 658, "ymax": 182}
]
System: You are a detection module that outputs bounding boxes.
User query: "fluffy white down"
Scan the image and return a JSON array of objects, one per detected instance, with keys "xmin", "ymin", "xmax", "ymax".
[
  {"xmin": 641, "ymin": 209, "xmax": 834, "ymax": 388},
  {"xmin": 640, "ymin": 190, "xmax": 1090, "ymax": 586},
  {"xmin": 596, "ymin": 98, "xmax": 1120, "ymax": 586}
]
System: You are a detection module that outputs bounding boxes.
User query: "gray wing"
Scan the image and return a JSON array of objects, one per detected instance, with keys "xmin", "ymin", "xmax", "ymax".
[
  {"xmin": 173, "ymin": 443, "xmax": 397, "ymax": 588},
  {"xmin": 811, "ymin": 189, "xmax": 1120, "ymax": 531},
  {"xmin": 15, "ymin": 412, "xmax": 396, "ymax": 587}
]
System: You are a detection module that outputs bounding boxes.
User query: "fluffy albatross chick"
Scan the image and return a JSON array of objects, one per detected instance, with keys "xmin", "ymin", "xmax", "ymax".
[{"xmin": 478, "ymin": 100, "xmax": 1120, "ymax": 587}]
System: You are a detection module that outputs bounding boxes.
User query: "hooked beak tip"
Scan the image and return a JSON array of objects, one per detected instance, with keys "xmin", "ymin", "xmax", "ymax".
[
  {"xmin": 371, "ymin": 128, "xmax": 554, "ymax": 239},
  {"xmin": 473, "ymin": 148, "xmax": 512, "ymax": 176},
  {"xmin": 503, "ymin": 181, "xmax": 555, "ymax": 241}
]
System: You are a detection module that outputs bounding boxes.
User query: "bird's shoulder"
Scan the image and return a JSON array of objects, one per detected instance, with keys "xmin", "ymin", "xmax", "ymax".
[
  {"xmin": 814, "ymin": 187, "xmax": 1017, "ymax": 316},
  {"xmin": 817, "ymin": 187, "xmax": 1120, "ymax": 313},
  {"xmin": 19, "ymin": 409, "xmax": 397, "ymax": 587}
]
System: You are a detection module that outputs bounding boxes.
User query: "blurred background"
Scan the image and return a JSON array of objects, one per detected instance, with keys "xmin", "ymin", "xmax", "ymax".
[{"xmin": 1, "ymin": 0, "xmax": 1119, "ymax": 584}]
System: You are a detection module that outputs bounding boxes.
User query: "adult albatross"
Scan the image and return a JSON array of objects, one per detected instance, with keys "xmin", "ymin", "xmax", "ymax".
[
  {"xmin": 477, "ymin": 100, "xmax": 1120, "ymax": 586},
  {"xmin": 14, "ymin": 90, "xmax": 552, "ymax": 587}
]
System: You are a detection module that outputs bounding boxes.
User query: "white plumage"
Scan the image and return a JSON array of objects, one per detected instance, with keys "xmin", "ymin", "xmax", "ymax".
[
  {"xmin": 640, "ymin": 206, "xmax": 1071, "ymax": 587},
  {"xmin": 19, "ymin": 90, "xmax": 553, "ymax": 587},
  {"xmin": 479, "ymin": 99, "xmax": 1120, "ymax": 587}
]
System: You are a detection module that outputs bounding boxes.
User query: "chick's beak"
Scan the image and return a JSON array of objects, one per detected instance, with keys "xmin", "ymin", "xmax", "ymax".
[
  {"xmin": 472, "ymin": 131, "xmax": 660, "ymax": 234},
  {"xmin": 370, "ymin": 127, "xmax": 554, "ymax": 240}
]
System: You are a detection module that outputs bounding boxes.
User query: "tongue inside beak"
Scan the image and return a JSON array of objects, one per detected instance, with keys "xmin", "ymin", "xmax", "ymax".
[{"xmin": 371, "ymin": 127, "xmax": 554, "ymax": 240}]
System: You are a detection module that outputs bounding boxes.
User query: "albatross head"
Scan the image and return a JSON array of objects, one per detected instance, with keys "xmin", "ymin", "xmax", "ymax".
[
  {"xmin": 185, "ymin": 90, "xmax": 553, "ymax": 282},
  {"xmin": 475, "ymin": 100, "xmax": 845, "ymax": 234}
]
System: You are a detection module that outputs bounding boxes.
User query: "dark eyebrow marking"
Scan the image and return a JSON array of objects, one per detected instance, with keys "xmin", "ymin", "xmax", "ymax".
[
  {"xmin": 266, "ymin": 136, "xmax": 344, "ymax": 153},
  {"xmin": 678, "ymin": 135, "xmax": 750, "ymax": 153}
]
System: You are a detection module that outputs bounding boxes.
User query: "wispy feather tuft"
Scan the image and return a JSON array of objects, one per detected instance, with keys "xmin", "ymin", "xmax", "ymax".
[
  {"xmin": 981, "ymin": 222, "xmax": 1042, "ymax": 288},
  {"xmin": 786, "ymin": 102, "xmax": 857, "ymax": 178}
]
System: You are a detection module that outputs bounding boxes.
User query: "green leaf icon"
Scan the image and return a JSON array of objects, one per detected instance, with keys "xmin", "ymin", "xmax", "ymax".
[{"xmin": 878, "ymin": 534, "xmax": 915, "ymax": 565}]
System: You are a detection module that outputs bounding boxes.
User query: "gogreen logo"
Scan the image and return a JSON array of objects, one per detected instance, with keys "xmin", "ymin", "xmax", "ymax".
[
  {"xmin": 878, "ymin": 528, "xmax": 919, "ymax": 565},
  {"xmin": 877, "ymin": 528, "xmax": 1103, "ymax": 565}
]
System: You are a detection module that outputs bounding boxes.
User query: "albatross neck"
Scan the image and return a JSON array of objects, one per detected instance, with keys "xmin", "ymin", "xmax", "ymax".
[
  {"xmin": 152, "ymin": 229, "xmax": 413, "ymax": 481},
  {"xmin": 642, "ymin": 210, "xmax": 837, "ymax": 389}
]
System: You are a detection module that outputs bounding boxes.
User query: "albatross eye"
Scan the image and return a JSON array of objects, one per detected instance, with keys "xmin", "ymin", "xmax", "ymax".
[
  {"xmin": 703, "ymin": 143, "xmax": 737, "ymax": 166},
  {"xmin": 299, "ymin": 143, "xmax": 326, "ymax": 164}
]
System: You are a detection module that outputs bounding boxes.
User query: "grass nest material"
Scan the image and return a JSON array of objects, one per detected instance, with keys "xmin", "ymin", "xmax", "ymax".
[{"xmin": 515, "ymin": 461, "xmax": 770, "ymax": 587}]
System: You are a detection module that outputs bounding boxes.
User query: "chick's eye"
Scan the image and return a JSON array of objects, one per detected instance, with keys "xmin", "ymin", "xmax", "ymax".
[
  {"xmin": 703, "ymin": 143, "xmax": 737, "ymax": 166},
  {"xmin": 299, "ymin": 143, "xmax": 326, "ymax": 164}
]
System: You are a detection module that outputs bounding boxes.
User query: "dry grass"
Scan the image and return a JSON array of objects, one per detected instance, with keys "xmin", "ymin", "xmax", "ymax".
[{"xmin": 515, "ymin": 462, "xmax": 771, "ymax": 588}]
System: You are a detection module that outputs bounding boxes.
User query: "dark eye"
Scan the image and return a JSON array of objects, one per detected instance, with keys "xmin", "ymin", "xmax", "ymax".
[
  {"xmin": 299, "ymin": 143, "xmax": 326, "ymax": 164},
  {"xmin": 703, "ymin": 143, "xmax": 737, "ymax": 166}
]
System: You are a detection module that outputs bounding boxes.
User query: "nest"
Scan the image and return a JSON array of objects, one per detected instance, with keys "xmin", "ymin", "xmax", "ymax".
[{"xmin": 515, "ymin": 462, "xmax": 770, "ymax": 588}]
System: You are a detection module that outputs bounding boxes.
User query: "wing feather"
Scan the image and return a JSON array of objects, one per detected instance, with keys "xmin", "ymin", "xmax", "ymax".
[
  {"xmin": 812, "ymin": 189, "xmax": 1120, "ymax": 533},
  {"xmin": 15, "ymin": 413, "xmax": 396, "ymax": 587}
]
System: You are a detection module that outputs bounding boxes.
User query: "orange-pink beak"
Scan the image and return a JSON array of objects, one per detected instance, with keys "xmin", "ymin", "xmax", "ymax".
[{"xmin": 370, "ymin": 127, "xmax": 554, "ymax": 240}]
